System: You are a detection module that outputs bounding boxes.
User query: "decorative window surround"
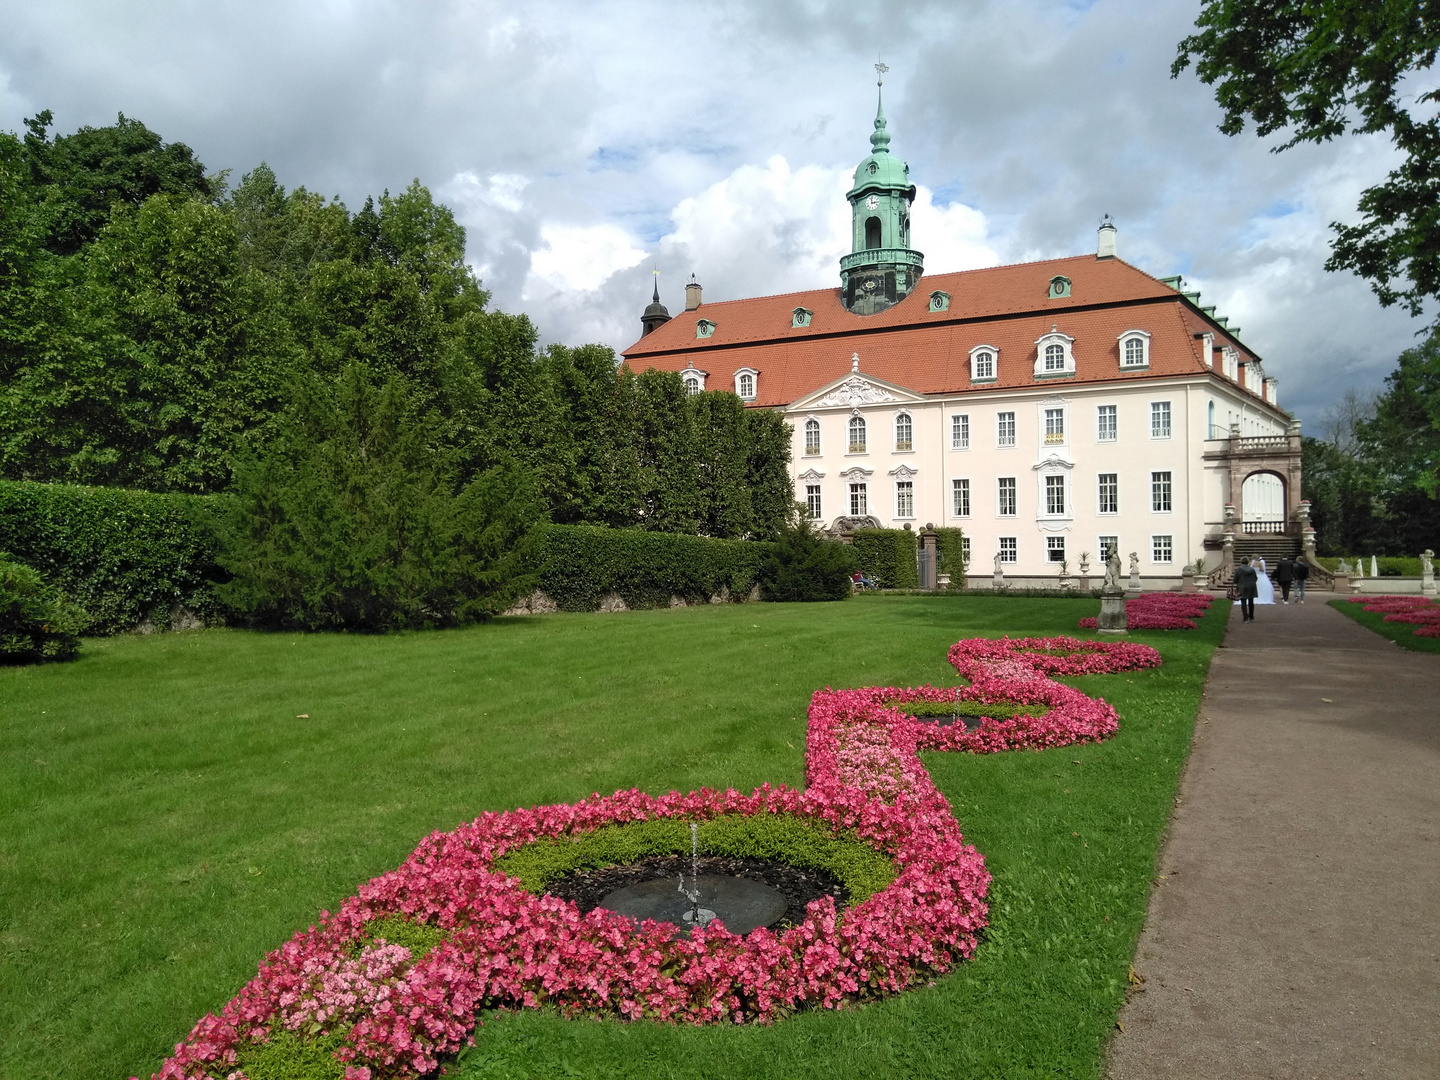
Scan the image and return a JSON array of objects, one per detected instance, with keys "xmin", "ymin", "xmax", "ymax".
[
  {"xmin": 929, "ymin": 290, "xmax": 951, "ymax": 312},
  {"xmin": 894, "ymin": 411, "xmax": 914, "ymax": 452},
  {"xmin": 969, "ymin": 344, "xmax": 999, "ymax": 383},
  {"xmin": 802, "ymin": 417, "xmax": 821, "ymax": 456},
  {"xmin": 695, "ymin": 319, "xmax": 717, "ymax": 339},
  {"xmin": 839, "ymin": 465, "xmax": 874, "ymax": 482},
  {"xmin": 1118, "ymin": 329, "xmax": 1151, "ymax": 369},
  {"xmin": 1033, "ymin": 327, "xmax": 1076, "ymax": 379},
  {"xmin": 1032, "ymin": 454, "xmax": 1074, "ymax": 522},
  {"xmin": 847, "ymin": 414, "xmax": 867, "ymax": 454},
  {"xmin": 1048, "ymin": 275, "xmax": 1072, "ymax": 299},
  {"xmin": 791, "ymin": 307, "xmax": 813, "ymax": 328},
  {"xmin": 680, "ymin": 365, "xmax": 708, "ymax": 393},
  {"xmin": 797, "ymin": 467, "xmax": 826, "ymax": 482},
  {"xmin": 735, "ymin": 367, "xmax": 758, "ymax": 401}
]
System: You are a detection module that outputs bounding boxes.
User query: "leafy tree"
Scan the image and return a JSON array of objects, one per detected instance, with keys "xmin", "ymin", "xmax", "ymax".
[
  {"xmin": 631, "ymin": 368, "xmax": 701, "ymax": 534},
  {"xmin": 1174, "ymin": 1, "xmax": 1440, "ymax": 321},
  {"xmin": 1301, "ymin": 435, "xmax": 1381, "ymax": 553},
  {"xmin": 216, "ymin": 363, "xmax": 542, "ymax": 630},
  {"xmin": 690, "ymin": 390, "xmax": 753, "ymax": 538},
  {"xmin": 1354, "ymin": 330, "xmax": 1440, "ymax": 546},
  {"xmin": 22, "ymin": 110, "xmax": 215, "ymax": 255},
  {"xmin": 744, "ymin": 408, "xmax": 795, "ymax": 540}
]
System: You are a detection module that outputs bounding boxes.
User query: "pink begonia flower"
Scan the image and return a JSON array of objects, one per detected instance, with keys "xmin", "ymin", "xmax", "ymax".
[{"xmin": 154, "ymin": 634, "xmax": 1158, "ymax": 1080}]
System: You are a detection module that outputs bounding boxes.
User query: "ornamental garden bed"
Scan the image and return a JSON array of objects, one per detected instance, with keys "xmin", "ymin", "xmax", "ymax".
[
  {"xmin": 1, "ymin": 595, "xmax": 1229, "ymax": 1080},
  {"xmin": 1332, "ymin": 596, "xmax": 1440, "ymax": 653}
]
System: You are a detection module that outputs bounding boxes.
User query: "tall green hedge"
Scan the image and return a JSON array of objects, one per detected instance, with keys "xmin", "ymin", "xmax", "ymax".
[
  {"xmin": 850, "ymin": 528, "xmax": 919, "ymax": 589},
  {"xmin": 0, "ymin": 481, "xmax": 221, "ymax": 633},
  {"xmin": 933, "ymin": 527, "xmax": 967, "ymax": 585},
  {"xmin": 530, "ymin": 524, "xmax": 771, "ymax": 611}
]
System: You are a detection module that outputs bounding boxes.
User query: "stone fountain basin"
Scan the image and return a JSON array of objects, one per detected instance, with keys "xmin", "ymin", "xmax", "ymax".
[{"xmin": 599, "ymin": 874, "xmax": 788, "ymax": 936}]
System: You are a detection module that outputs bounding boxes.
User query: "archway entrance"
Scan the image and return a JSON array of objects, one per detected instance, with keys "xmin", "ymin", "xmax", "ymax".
[{"xmin": 1242, "ymin": 472, "xmax": 1285, "ymax": 532}]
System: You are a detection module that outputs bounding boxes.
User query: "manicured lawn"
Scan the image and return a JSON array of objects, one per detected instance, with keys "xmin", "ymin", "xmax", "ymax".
[
  {"xmin": 0, "ymin": 595, "xmax": 1226, "ymax": 1079},
  {"xmin": 1329, "ymin": 597, "xmax": 1440, "ymax": 653}
]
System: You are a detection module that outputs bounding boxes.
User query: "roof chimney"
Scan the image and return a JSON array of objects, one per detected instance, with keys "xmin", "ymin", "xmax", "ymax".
[
  {"xmin": 685, "ymin": 274, "xmax": 702, "ymax": 311},
  {"xmin": 1096, "ymin": 214, "xmax": 1117, "ymax": 259}
]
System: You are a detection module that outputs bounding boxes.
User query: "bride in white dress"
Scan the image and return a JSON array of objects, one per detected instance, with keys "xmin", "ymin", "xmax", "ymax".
[{"xmin": 1255, "ymin": 557, "xmax": 1276, "ymax": 605}]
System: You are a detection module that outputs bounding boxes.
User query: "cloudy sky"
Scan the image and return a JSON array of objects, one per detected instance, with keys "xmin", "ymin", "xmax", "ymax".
[{"xmin": 0, "ymin": 0, "xmax": 1424, "ymax": 428}]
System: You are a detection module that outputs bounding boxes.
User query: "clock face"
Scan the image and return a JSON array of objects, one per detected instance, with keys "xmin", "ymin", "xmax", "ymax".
[{"xmin": 864, "ymin": 194, "xmax": 880, "ymax": 210}]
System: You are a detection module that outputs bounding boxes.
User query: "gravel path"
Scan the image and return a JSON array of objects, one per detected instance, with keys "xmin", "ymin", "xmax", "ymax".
[{"xmin": 1107, "ymin": 598, "xmax": 1440, "ymax": 1079}]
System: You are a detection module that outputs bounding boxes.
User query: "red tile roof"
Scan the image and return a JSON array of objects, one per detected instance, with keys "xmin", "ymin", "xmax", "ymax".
[{"xmin": 622, "ymin": 254, "xmax": 1279, "ymax": 413}]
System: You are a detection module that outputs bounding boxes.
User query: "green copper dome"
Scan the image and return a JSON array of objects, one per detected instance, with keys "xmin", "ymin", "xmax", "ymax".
[{"xmin": 848, "ymin": 92, "xmax": 912, "ymax": 198}]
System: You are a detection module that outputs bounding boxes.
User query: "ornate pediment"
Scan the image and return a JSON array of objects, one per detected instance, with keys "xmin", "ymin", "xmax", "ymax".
[
  {"xmin": 839, "ymin": 466, "xmax": 874, "ymax": 481},
  {"xmin": 791, "ymin": 372, "xmax": 924, "ymax": 412},
  {"xmin": 797, "ymin": 467, "xmax": 825, "ymax": 481},
  {"xmin": 1032, "ymin": 453, "xmax": 1074, "ymax": 471},
  {"xmin": 888, "ymin": 464, "xmax": 918, "ymax": 478}
]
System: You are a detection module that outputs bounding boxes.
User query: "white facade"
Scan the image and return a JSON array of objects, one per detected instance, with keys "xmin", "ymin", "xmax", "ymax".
[{"xmin": 786, "ymin": 368, "xmax": 1288, "ymax": 584}]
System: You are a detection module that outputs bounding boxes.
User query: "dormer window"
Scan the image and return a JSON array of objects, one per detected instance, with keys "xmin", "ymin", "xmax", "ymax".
[
  {"xmin": 734, "ymin": 368, "xmax": 758, "ymax": 401},
  {"xmin": 1048, "ymin": 275, "xmax": 1072, "ymax": 299},
  {"xmin": 970, "ymin": 344, "xmax": 998, "ymax": 383},
  {"xmin": 1118, "ymin": 330, "xmax": 1151, "ymax": 369},
  {"xmin": 929, "ymin": 290, "xmax": 950, "ymax": 312},
  {"xmin": 1033, "ymin": 328, "xmax": 1076, "ymax": 379},
  {"xmin": 894, "ymin": 412, "xmax": 913, "ymax": 452},
  {"xmin": 792, "ymin": 307, "xmax": 812, "ymax": 328},
  {"xmin": 695, "ymin": 319, "xmax": 716, "ymax": 339},
  {"xmin": 680, "ymin": 366, "xmax": 707, "ymax": 393}
]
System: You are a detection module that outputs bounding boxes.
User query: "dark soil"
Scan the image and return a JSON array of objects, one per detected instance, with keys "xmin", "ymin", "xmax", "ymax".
[
  {"xmin": 545, "ymin": 855, "xmax": 850, "ymax": 929},
  {"xmin": 901, "ymin": 711, "xmax": 984, "ymax": 730}
]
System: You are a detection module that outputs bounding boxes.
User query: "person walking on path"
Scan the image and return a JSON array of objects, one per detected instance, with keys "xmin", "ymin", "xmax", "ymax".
[
  {"xmin": 1233, "ymin": 556, "xmax": 1258, "ymax": 621},
  {"xmin": 1275, "ymin": 556, "xmax": 1295, "ymax": 603},
  {"xmin": 1293, "ymin": 557, "xmax": 1308, "ymax": 603}
]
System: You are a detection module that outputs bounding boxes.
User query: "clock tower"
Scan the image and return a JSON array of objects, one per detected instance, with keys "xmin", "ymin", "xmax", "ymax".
[{"xmin": 841, "ymin": 64, "xmax": 923, "ymax": 315}]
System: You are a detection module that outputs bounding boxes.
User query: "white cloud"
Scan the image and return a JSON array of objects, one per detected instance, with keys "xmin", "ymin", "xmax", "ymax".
[{"xmin": 526, "ymin": 223, "xmax": 647, "ymax": 295}]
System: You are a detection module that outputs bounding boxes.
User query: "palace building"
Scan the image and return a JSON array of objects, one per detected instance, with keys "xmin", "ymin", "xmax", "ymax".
[{"xmin": 623, "ymin": 82, "xmax": 1299, "ymax": 587}]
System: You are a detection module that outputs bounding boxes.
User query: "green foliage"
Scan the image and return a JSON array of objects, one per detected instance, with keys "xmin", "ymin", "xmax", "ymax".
[
  {"xmin": 743, "ymin": 408, "xmax": 795, "ymax": 541},
  {"xmin": 932, "ymin": 527, "xmax": 968, "ymax": 583},
  {"xmin": 850, "ymin": 528, "xmax": 919, "ymax": 589},
  {"xmin": 216, "ymin": 363, "xmax": 543, "ymax": 631},
  {"xmin": 1331, "ymin": 595, "xmax": 1440, "ymax": 653},
  {"xmin": 759, "ymin": 517, "xmax": 855, "ymax": 602},
  {"xmin": 494, "ymin": 813, "xmax": 897, "ymax": 907},
  {"xmin": 0, "ymin": 480, "xmax": 219, "ymax": 633},
  {"xmin": 1314, "ymin": 555, "xmax": 1423, "ymax": 575},
  {"xmin": 1302, "ymin": 332, "xmax": 1440, "ymax": 553},
  {"xmin": 0, "ymin": 554, "xmax": 85, "ymax": 663},
  {"xmin": 233, "ymin": 1028, "xmax": 347, "ymax": 1080},
  {"xmin": 359, "ymin": 915, "xmax": 448, "ymax": 963},
  {"xmin": 1174, "ymin": 2, "xmax": 1440, "ymax": 323},
  {"xmin": 530, "ymin": 524, "xmax": 769, "ymax": 611}
]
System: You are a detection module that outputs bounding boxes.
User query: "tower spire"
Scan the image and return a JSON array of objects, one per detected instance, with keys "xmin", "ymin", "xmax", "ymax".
[{"xmin": 872, "ymin": 61, "xmax": 891, "ymax": 153}]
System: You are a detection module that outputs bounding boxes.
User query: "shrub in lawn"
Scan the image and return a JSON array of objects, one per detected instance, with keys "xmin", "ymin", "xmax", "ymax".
[
  {"xmin": 0, "ymin": 480, "xmax": 220, "ymax": 633},
  {"xmin": 216, "ymin": 364, "xmax": 544, "ymax": 631},
  {"xmin": 850, "ymin": 528, "xmax": 919, "ymax": 589},
  {"xmin": 758, "ymin": 517, "xmax": 855, "ymax": 602},
  {"xmin": 0, "ymin": 554, "xmax": 86, "ymax": 663},
  {"xmin": 933, "ymin": 527, "xmax": 967, "ymax": 584}
]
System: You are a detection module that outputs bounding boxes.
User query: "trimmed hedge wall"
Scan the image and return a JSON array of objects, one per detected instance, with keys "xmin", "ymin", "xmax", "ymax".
[
  {"xmin": 0, "ymin": 481, "xmax": 221, "ymax": 633},
  {"xmin": 933, "ymin": 527, "xmax": 967, "ymax": 584},
  {"xmin": 530, "ymin": 524, "xmax": 771, "ymax": 611},
  {"xmin": 850, "ymin": 528, "xmax": 919, "ymax": 589}
]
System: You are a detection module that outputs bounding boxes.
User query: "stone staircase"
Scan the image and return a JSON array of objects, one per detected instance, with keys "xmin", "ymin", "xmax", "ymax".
[{"xmin": 1207, "ymin": 534, "xmax": 1334, "ymax": 590}]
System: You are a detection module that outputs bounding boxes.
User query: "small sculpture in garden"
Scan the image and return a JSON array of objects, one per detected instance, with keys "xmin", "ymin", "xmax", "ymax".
[
  {"xmin": 1127, "ymin": 552, "xmax": 1142, "ymax": 591},
  {"xmin": 1103, "ymin": 548, "xmax": 1123, "ymax": 592}
]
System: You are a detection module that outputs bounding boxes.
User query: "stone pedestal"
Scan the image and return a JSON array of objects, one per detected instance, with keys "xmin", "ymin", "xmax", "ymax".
[{"xmin": 1096, "ymin": 590, "xmax": 1128, "ymax": 634}]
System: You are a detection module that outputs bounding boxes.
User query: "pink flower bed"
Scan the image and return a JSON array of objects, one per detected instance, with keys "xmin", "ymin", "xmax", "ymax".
[
  {"xmin": 1078, "ymin": 592, "xmax": 1215, "ymax": 630},
  {"xmin": 152, "ymin": 636, "xmax": 1160, "ymax": 1080},
  {"xmin": 1347, "ymin": 595, "xmax": 1440, "ymax": 637}
]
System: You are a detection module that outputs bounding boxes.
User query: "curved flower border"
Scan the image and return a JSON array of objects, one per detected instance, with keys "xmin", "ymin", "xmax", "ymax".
[
  {"xmin": 1078, "ymin": 593, "xmax": 1215, "ymax": 631},
  {"xmin": 1347, "ymin": 595, "xmax": 1440, "ymax": 638},
  {"xmin": 153, "ymin": 635, "xmax": 1161, "ymax": 1080}
]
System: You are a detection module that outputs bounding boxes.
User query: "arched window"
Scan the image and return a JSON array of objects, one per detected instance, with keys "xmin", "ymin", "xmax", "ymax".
[
  {"xmin": 865, "ymin": 217, "xmax": 882, "ymax": 249},
  {"xmin": 737, "ymin": 372, "xmax": 754, "ymax": 399},
  {"xmin": 1125, "ymin": 337, "xmax": 1144, "ymax": 365},
  {"xmin": 848, "ymin": 415, "xmax": 867, "ymax": 453},
  {"xmin": 1044, "ymin": 342, "xmax": 1065, "ymax": 371},
  {"xmin": 971, "ymin": 348, "xmax": 996, "ymax": 381},
  {"xmin": 804, "ymin": 418, "xmax": 821, "ymax": 455},
  {"xmin": 894, "ymin": 412, "xmax": 913, "ymax": 451},
  {"xmin": 683, "ymin": 376, "xmax": 700, "ymax": 394}
]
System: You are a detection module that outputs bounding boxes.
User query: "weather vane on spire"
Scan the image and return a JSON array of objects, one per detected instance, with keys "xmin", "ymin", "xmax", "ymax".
[{"xmin": 875, "ymin": 60, "xmax": 888, "ymax": 86}]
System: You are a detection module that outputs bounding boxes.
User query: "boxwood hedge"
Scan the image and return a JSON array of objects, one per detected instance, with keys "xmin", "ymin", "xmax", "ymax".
[{"xmin": 850, "ymin": 528, "xmax": 919, "ymax": 589}]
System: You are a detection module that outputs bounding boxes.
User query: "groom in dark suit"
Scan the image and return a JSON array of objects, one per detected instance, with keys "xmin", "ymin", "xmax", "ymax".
[
  {"xmin": 1234, "ymin": 557, "xmax": 1258, "ymax": 622},
  {"xmin": 1275, "ymin": 556, "xmax": 1295, "ymax": 603}
]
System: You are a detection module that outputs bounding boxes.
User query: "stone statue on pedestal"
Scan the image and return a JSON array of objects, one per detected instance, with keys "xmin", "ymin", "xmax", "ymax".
[
  {"xmin": 992, "ymin": 550, "xmax": 1005, "ymax": 590},
  {"xmin": 1127, "ymin": 552, "xmax": 1142, "ymax": 592},
  {"xmin": 1423, "ymin": 549, "xmax": 1436, "ymax": 597},
  {"xmin": 1097, "ymin": 547, "xmax": 1127, "ymax": 633}
]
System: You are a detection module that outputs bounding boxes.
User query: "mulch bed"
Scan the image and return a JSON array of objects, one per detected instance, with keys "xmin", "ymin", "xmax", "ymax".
[{"xmin": 544, "ymin": 854, "xmax": 850, "ymax": 930}]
